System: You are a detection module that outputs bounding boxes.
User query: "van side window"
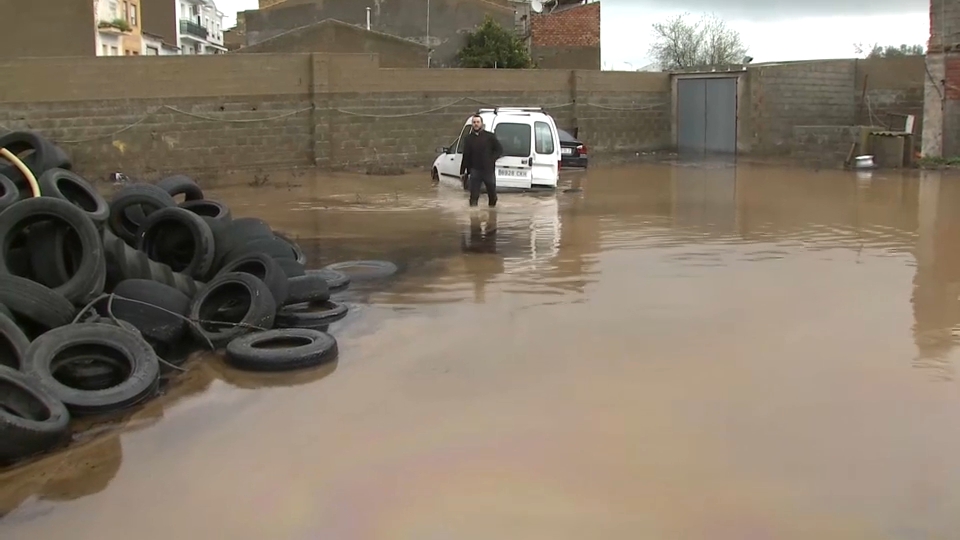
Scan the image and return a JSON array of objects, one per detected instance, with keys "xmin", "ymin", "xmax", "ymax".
[
  {"xmin": 455, "ymin": 125, "xmax": 472, "ymax": 153},
  {"xmin": 534, "ymin": 122, "xmax": 554, "ymax": 154}
]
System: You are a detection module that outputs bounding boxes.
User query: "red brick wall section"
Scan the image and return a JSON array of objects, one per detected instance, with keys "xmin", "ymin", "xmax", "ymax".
[
  {"xmin": 946, "ymin": 56, "xmax": 960, "ymax": 100},
  {"xmin": 530, "ymin": 2, "xmax": 600, "ymax": 47}
]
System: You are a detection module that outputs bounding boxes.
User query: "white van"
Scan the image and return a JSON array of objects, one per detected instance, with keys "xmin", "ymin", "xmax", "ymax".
[{"xmin": 431, "ymin": 107, "xmax": 562, "ymax": 190}]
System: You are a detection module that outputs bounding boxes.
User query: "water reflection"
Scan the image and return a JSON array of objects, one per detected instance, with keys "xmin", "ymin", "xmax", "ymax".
[
  {"xmin": 912, "ymin": 171, "xmax": 960, "ymax": 379},
  {"xmin": 460, "ymin": 210, "xmax": 500, "ymax": 303}
]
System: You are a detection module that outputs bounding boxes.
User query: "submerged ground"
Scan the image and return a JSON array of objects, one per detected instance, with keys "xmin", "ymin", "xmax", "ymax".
[{"xmin": 1, "ymin": 162, "xmax": 959, "ymax": 539}]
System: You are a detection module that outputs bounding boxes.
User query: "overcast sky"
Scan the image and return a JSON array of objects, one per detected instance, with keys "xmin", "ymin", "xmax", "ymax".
[{"xmin": 214, "ymin": 0, "xmax": 930, "ymax": 69}]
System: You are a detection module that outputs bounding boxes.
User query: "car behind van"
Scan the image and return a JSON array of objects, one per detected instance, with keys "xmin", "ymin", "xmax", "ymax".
[{"xmin": 432, "ymin": 107, "xmax": 562, "ymax": 190}]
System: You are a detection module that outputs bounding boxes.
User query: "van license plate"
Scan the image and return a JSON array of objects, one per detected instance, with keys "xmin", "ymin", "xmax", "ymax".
[{"xmin": 498, "ymin": 168, "xmax": 526, "ymax": 177}]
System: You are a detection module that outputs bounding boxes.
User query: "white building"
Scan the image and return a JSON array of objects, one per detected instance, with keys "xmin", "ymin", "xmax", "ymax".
[
  {"xmin": 95, "ymin": 0, "xmax": 125, "ymax": 56},
  {"xmin": 176, "ymin": 0, "xmax": 226, "ymax": 54},
  {"xmin": 142, "ymin": 31, "xmax": 180, "ymax": 55}
]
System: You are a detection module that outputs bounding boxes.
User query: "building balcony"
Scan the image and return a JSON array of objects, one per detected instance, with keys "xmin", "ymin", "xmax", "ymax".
[{"xmin": 179, "ymin": 20, "xmax": 208, "ymax": 40}]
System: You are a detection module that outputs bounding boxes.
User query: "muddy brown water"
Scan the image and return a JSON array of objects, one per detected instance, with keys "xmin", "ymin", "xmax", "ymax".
[{"xmin": 2, "ymin": 162, "xmax": 960, "ymax": 538}]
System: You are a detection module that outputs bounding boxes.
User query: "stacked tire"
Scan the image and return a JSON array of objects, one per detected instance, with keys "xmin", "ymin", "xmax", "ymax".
[{"xmin": 0, "ymin": 130, "xmax": 394, "ymax": 467}]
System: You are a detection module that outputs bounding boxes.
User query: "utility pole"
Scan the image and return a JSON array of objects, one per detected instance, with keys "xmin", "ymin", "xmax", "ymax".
[{"xmin": 426, "ymin": 0, "xmax": 431, "ymax": 67}]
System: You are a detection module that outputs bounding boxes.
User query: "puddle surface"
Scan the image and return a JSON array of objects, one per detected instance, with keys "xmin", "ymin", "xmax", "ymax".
[{"xmin": 2, "ymin": 163, "xmax": 960, "ymax": 539}]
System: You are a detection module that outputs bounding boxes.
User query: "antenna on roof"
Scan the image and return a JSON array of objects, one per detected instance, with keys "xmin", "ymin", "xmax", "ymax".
[{"xmin": 531, "ymin": 0, "xmax": 543, "ymax": 13}]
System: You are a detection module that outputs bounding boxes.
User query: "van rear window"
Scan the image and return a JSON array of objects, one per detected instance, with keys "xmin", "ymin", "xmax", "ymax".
[{"xmin": 494, "ymin": 123, "xmax": 531, "ymax": 157}]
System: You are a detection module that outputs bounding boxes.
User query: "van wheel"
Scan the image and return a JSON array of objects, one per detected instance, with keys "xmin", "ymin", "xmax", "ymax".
[{"xmin": 431, "ymin": 168, "xmax": 439, "ymax": 182}]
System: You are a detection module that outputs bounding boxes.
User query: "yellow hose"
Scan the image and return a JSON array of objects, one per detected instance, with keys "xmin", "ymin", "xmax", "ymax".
[{"xmin": 0, "ymin": 148, "xmax": 41, "ymax": 198}]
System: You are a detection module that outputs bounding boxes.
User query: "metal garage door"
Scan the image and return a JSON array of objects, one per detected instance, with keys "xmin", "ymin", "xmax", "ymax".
[{"xmin": 677, "ymin": 77, "xmax": 737, "ymax": 154}]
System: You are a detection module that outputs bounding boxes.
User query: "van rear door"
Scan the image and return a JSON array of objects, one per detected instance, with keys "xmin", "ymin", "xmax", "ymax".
[
  {"xmin": 491, "ymin": 120, "xmax": 533, "ymax": 189},
  {"xmin": 531, "ymin": 119, "xmax": 560, "ymax": 187}
]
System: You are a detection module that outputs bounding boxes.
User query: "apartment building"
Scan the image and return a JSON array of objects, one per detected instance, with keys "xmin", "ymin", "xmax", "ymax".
[
  {"xmin": 96, "ymin": 0, "xmax": 144, "ymax": 55},
  {"xmin": 141, "ymin": 0, "xmax": 225, "ymax": 54},
  {"xmin": 177, "ymin": 0, "xmax": 227, "ymax": 54}
]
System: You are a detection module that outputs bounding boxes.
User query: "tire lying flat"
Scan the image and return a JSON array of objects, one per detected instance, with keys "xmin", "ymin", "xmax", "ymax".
[{"xmin": 225, "ymin": 328, "xmax": 338, "ymax": 372}]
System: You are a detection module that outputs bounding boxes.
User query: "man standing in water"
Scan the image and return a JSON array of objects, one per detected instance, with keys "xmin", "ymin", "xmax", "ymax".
[{"xmin": 460, "ymin": 114, "xmax": 504, "ymax": 207}]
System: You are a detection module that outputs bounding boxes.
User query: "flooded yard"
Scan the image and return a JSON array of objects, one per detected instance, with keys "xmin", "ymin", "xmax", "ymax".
[{"xmin": 2, "ymin": 162, "xmax": 960, "ymax": 539}]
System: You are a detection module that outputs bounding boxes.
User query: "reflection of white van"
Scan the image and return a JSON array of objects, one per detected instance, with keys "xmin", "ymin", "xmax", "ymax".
[{"xmin": 431, "ymin": 107, "xmax": 562, "ymax": 190}]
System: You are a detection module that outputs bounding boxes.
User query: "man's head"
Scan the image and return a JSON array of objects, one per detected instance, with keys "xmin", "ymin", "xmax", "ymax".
[{"xmin": 471, "ymin": 114, "xmax": 483, "ymax": 132}]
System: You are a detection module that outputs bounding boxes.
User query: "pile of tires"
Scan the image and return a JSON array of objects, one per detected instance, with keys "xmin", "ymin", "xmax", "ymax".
[{"xmin": 0, "ymin": 130, "xmax": 389, "ymax": 467}]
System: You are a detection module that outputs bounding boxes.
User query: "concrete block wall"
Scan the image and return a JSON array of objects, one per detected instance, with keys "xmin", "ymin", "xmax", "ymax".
[
  {"xmin": 743, "ymin": 60, "xmax": 857, "ymax": 155},
  {"xmin": 855, "ymin": 56, "xmax": 925, "ymax": 146},
  {"xmin": 0, "ymin": 53, "xmax": 671, "ymax": 181}
]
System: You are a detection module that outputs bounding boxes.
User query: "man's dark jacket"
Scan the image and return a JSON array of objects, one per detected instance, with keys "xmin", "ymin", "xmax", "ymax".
[{"xmin": 460, "ymin": 129, "xmax": 504, "ymax": 175}]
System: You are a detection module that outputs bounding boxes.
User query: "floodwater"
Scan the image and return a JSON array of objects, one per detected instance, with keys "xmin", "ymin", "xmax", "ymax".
[{"xmin": 2, "ymin": 162, "xmax": 960, "ymax": 539}]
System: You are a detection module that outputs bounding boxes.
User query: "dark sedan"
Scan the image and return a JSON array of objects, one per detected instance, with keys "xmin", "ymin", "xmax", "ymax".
[{"xmin": 559, "ymin": 128, "xmax": 588, "ymax": 169}]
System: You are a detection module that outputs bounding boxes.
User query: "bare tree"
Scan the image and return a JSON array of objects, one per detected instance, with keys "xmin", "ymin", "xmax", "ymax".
[{"xmin": 649, "ymin": 13, "xmax": 748, "ymax": 70}]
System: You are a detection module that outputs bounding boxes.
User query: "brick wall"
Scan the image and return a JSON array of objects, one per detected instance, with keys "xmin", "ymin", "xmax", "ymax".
[
  {"xmin": 530, "ymin": 2, "xmax": 600, "ymax": 47},
  {"xmin": 0, "ymin": 53, "xmax": 671, "ymax": 182},
  {"xmin": 929, "ymin": 0, "xmax": 960, "ymax": 52},
  {"xmin": 530, "ymin": 1, "xmax": 600, "ymax": 70},
  {"xmin": 925, "ymin": 0, "xmax": 960, "ymax": 157}
]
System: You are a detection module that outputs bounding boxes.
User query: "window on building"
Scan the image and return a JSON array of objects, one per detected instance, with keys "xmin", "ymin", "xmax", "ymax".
[
  {"xmin": 111, "ymin": 46, "xmax": 119, "ymax": 55},
  {"xmin": 534, "ymin": 121, "xmax": 555, "ymax": 154},
  {"xmin": 123, "ymin": 1, "xmax": 129, "ymax": 21},
  {"xmin": 129, "ymin": 4, "xmax": 138, "ymax": 26},
  {"xmin": 146, "ymin": 46, "xmax": 159, "ymax": 55},
  {"xmin": 102, "ymin": 44, "xmax": 109, "ymax": 56}
]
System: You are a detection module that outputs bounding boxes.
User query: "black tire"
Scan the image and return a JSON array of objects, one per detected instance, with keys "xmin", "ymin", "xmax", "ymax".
[
  {"xmin": 313, "ymin": 268, "xmax": 350, "ymax": 291},
  {"xmin": 276, "ymin": 300, "xmax": 348, "ymax": 330},
  {"xmin": 285, "ymin": 270, "xmax": 330, "ymax": 305},
  {"xmin": 0, "ymin": 197, "xmax": 106, "ymax": 305},
  {"xmin": 25, "ymin": 220, "xmax": 81, "ymax": 288},
  {"xmin": 273, "ymin": 232, "xmax": 306, "ymax": 265},
  {"xmin": 108, "ymin": 279, "xmax": 191, "ymax": 345},
  {"xmin": 0, "ymin": 173, "xmax": 19, "ymax": 213},
  {"xmin": 108, "ymin": 184, "xmax": 177, "ymax": 245},
  {"xmin": 0, "ymin": 275, "xmax": 75, "ymax": 340},
  {"xmin": 225, "ymin": 328, "xmax": 338, "ymax": 372},
  {"xmin": 0, "ymin": 310, "xmax": 30, "ymax": 371},
  {"xmin": 23, "ymin": 323, "xmax": 160, "ymax": 416},
  {"xmin": 216, "ymin": 252, "xmax": 289, "ymax": 306},
  {"xmin": 102, "ymin": 228, "xmax": 202, "ymax": 297},
  {"xmin": 0, "ymin": 365, "xmax": 70, "ymax": 462},
  {"xmin": 218, "ymin": 235, "xmax": 295, "ymax": 271},
  {"xmin": 323, "ymin": 260, "xmax": 398, "ymax": 281},
  {"xmin": 212, "ymin": 217, "xmax": 274, "ymax": 268},
  {"xmin": 275, "ymin": 257, "xmax": 306, "ymax": 278},
  {"xmin": 136, "ymin": 207, "xmax": 215, "ymax": 280},
  {"xmin": 0, "ymin": 131, "xmax": 70, "ymax": 187},
  {"xmin": 156, "ymin": 175, "xmax": 203, "ymax": 202},
  {"xmin": 179, "ymin": 199, "xmax": 231, "ymax": 224},
  {"xmin": 37, "ymin": 168, "xmax": 110, "ymax": 224},
  {"xmin": 188, "ymin": 272, "xmax": 276, "ymax": 348}
]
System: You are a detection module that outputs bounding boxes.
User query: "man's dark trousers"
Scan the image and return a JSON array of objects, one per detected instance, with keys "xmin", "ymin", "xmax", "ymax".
[{"xmin": 468, "ymin": 168, "xmax": 497, "ymax": 207}]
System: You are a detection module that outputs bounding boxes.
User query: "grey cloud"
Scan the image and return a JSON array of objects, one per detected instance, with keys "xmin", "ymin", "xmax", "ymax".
[{"xmin": 602, "ymin": 0, "xmax": 927, "ymax": 21}]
